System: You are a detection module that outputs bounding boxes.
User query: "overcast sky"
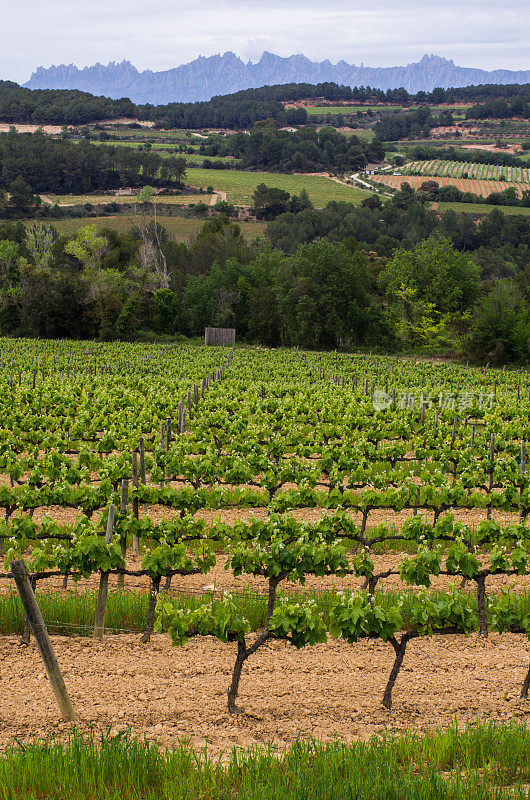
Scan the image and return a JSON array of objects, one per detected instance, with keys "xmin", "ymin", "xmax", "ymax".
[{"xmin": 1, "ymin": 0, "xmax": 528, "ymax": 83}]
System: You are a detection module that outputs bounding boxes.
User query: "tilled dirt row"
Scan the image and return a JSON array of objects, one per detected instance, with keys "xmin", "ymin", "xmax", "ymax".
[{"xmin": 0, "ymin": 632, "xmax": 528, "ymax": 757}]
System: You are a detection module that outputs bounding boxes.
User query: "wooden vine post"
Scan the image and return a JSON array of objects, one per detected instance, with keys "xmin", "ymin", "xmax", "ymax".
[
  {"xmin": 117, "ymin": 480, "xmax": 129, "ymax": 591},
  {"xmin": 131, "ymin": 451, "xmax": 140, "ymax": 554},
  {"xmin": 139, "ymin": 437, "xmax": 146, "ymax": 484},
  {"xmin": 94, "ymin": 504, "xmax": 115, "ymax": 638},
  {"xmin": 11, "ymin": 559, "xmax": 76, "ymax": 722}
]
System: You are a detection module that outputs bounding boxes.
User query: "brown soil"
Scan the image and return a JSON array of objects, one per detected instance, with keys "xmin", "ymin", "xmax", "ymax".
[
  {"xmin": 1, "ymin": 493, "xmax": 528, "ymax": 752},
  {"xmin": 459, "ymin": 143, "xmax": 523, "ymax": 155},
  {"xmin": 374, "ymin": 173, "xmax": 530, "ymax": 198},
  {"xmin": 0, "ymin": 123, "xmax": 65, "ymax": 135},
  {"xmin": 0, "ymin": 632, "xmax": 528, "ymax": 757}
]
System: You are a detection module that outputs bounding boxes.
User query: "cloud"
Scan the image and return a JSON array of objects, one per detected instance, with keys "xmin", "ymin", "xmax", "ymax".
[{"xmin": 0, "ymin": 0, "xmax": 527, "ymax": 82}]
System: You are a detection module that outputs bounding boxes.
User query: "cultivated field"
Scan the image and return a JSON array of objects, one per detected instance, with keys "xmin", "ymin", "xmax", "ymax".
[
  {"xmin": 21, "ymin": 215, "xmax": 267, "ymax": 241},
  {"xmin": 401, "ymin": 160, "xmax": 530, "ymax": 182},
  {"xmin": 435, "ymin": 202, "xmax": 530, "ymax": 216},
  {"xmin": 304, "ymin": 105, "xmax": 404, "ymax": 115},
  {"xmin": 374, "ymin": 173, "xmax": 530, "ymax": 198},
  {"xmin": 41, "ymin": 193, "xmax": 208, "ymax": 206},
  {"xmin": 0, "ymin": 340, "xmax": 528, "ymax": 769},
  {"xmin": 184, "ymin": 168, "xmax": 373, "ymax": 206}
]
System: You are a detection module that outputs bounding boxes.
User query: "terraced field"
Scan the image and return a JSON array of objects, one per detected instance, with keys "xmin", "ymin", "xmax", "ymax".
[{"xmin": 434, "ymin": 202, "xmax": 530, "ymax": 216}]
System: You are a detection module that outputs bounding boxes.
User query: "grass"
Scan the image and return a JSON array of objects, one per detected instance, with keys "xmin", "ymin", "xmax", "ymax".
[
  {"xmin": 434, "ymin": 202, "xmax": 530, "ymax": 216},
  {"xmin": 185, "ymin": 168, "xmax": 373, "ymax": 207},
  {"xmin": 2, "ymin": 586, "xmax": 529, "ymax": 638},
  {"xmin": 338, "ymin": 127, "xmax": 375, "ymax": 141},
  {"xmin": 21, "ymin": 215, "xmax": 267, "ymax": 242},
  {"xmin": 0, "ymin": 723, "xmax": 528, "ymax": 799},
  {"xmin": 305, "ymin": 103, "xmax": 469, "ymax": 117},
  {"xmin": 0, "ymin": 587, "xmax": 269, "ymax": 636},
  {"xmin": 43, "ymin": 170, "xmax": 374, "ymax": 210},
  {"xmin": 90, "ymin": 142, "xmax": 241, "ymax": 165}
]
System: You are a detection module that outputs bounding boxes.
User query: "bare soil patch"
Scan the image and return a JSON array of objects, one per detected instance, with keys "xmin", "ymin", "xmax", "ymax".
[
  {"xmin": 0, "ymin": 632, "xmax": 528, "ymax": 757},
  {"xmin": 0, "ymin": 123, "xmax": 64, "ymax": 135}
]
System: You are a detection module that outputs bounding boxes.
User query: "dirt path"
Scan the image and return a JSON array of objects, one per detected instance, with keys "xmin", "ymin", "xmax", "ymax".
[
  {"xmin": 39, "ymin": 195, "xmax": 62, "ymax": 206},
  {"xmin": 0, "ymin": 632, "xmax": 528, "ymax": 756},
  {"xmin": 347, "ymin": 172, "xmax": 373, "ymax": 190},
  {"xmin": 209, "ymin": 191, "xmax": 227, "ymax": 206}
]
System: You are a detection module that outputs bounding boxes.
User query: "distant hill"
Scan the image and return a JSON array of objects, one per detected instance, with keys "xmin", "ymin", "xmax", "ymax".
[{"xmin": 24, "ymin": 53, "xmax": 530, "ymax": 105}]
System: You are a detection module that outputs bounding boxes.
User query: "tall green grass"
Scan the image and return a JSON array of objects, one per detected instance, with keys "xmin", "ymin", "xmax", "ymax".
[
  {"xmin": 0, "ymin": 723, "xmax": 528, "ymax": 800},
  {"xmin": 1, "ymin": 586, "xmax": 529, "ymax": 638},
  {"xmin": 0, "ymin": 588, "xmax": 269, "ymax": 636}
]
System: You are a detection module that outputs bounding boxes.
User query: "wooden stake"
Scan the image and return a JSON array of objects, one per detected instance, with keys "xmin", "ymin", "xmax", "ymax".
[
  {"xmin": 132, "ymin": 452, "xmax": 140, "ymax": 553},
  {"xmin": 117, "ymin": 481, "xmax": 128, "ymax": 590},
  {"xmin": 94, "ymin": 505, "xmax": 115, "ymax": 639},
  {"xmin": 11, "ymin": 560, "xmax": 76, "ymax": 721},
  {"xmin": 139, "ymin": 438, "xmax": 146, "ymax": 484}
]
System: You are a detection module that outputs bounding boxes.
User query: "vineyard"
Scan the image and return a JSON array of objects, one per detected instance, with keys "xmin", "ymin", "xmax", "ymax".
[
  {"xmin": 0, "ymin": 340, "xmax": 529, "ymax": 755},
  {"xmin": 373, "ymin": 171, "xmax": 530, "ymax": 198},
  {"xmin": 400, "ymin": 160, "xmax": 530, "ymax": 183}
]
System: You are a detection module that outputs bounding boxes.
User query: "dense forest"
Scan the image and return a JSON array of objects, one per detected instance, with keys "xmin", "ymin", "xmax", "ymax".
[
  {"xmin": 465, "ymin": 95, "xmax": 530, "ymax": 120},
  {"xmin": 1, "ymin": 78, "xmax": 529, "ymax": 128},
  {"xmin": 0, "ymin": 81, "xmax": 137, "ymax": 125},
  {"xmin": 0, "ymin": 190, "xmax": 527, "ymax": 361},
  {"xmin": 198, "ymin": 124, "xmax": 385, "ymax": 172},
  {"xmin": 0, "ymin": 80, "xmax": 305, "ymax": 128},
  {"xmin": 265, "ymin": 190, "xmax": 530, "ymax": 261},
  {"xmin": 373, "ymin": 107, "xmax": 435, "ymax": 141},
  {"xmin": 0, "ymin": 131, "xmax": 186, "ymax": 194}
]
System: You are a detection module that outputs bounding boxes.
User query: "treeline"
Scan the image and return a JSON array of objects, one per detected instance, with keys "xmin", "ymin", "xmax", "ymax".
[
  {"xmin": 0, "ymin": 197, "xmax": 528, "ymax": 361},
  {"xmin": 408, "ymin": 145, "xmax": 528, "ymax": 168},
  {"xmin": 204, "ymin": 82, "xmax": 411, "ymax": 104},
  {"xmin": 465, "ymin": 95, "xmax": 530, "ymax": 120},
  {"xmin": 0, "ymin": 131, "xmax": 186, "ymax": 193},
  {"xmin": 373, "ymin": 107, "xmax": 434, "ymax": 141},
  {"xmin": 0, "ymin": 81, "xmax": 136, "ymax": 125},
  {"xmin": 138, "ymin": 92, "xmax": 307, "ymax": 130},
  {"xmin": 0, "ymin": 80, "xmax": 305, "ymax": 129},
  {"xmin": 198, "ymin": 124, "xmax": 384, "ymax": 172},
  {"xmin": 265, "ymin": 191, "xmax": 530, "ymax": 260},
  {"xmin": 414, "ymin": 180, "xmax": 530, "ymax": 209},
  {"xmin": 446, "ymin": 83, "xmax": 530, "ymax": 102},
  {"xmin": 1, "ymin": 78, "xmax": 529, "ymax": 129}
]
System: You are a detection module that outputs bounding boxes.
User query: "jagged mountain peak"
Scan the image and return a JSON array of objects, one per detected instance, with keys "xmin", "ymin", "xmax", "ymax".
[{"xmin": 23, "ymin": 52, "xmax": 530, "ymax": 105}]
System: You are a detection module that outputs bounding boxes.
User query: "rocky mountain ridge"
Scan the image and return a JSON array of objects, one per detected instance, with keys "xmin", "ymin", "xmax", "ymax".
[{"xmin": 24, "ymin": 53, "xmax": 530, "ymax": 104}]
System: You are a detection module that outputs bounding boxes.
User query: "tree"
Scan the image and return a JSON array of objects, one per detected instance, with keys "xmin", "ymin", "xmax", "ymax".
[
  {"xmin": 134, "ymin": 187, "xmax": 170, "ymax": 291},
  {"xmin": 24, "ymin": 224, "xmax": 56, "ymax": 271},
  {"xmin": 468, "ymin": 280, "xmax": 530, "ymax": 363},
  {"xmin": 252, "ymin": 184, "xmax": 291, "ymax": 220},
  {"xmin": 64, "ymin": 224, "xmax": 107, "ymax": 275},
  {"xmin": 274, "ymin": 239, "xmax": 371, "ymax": 348},
  {"xmin": 379, "ymin": 235, "xmax": 479, "ymax": 315},
  {"xmin": 8, "ymin": 177, "xmax": 40, "ymax": 213},
  {"xmin": 154, "ymin": 288, "xmax": 182, "ymax": 334}
]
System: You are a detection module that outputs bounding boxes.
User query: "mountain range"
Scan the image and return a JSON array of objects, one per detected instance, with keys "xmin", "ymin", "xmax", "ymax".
[{"xmin": 23, "ymin": 53, "xmax": 530, "ymax": 105}]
